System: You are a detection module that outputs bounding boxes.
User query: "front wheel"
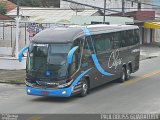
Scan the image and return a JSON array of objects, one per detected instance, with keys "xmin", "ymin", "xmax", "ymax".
[{"xmin": 80, "ymin": 80, "xmax": 88, "ymax": 97}]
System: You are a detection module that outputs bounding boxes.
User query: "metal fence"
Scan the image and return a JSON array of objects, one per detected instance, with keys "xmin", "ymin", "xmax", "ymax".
[
  {"xmin": 0, "ymin": 20, "xmax": 70, "ymax": 56},
  {"xmin": 0, "ymin": 21, "xmax": 69, "ymax": 48}
]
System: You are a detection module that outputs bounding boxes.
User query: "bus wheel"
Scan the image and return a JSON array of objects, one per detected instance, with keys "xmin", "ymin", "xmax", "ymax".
[
  {"xmin": 119, "ymin": 67, "xmax": 127, "ymax": 83},
  {"xmin": 80, "ymin": 80, "xmax": 88, "ymax": 97},
  {"xmin": 126, "ymin": 66, "xmax": 131, "ymax": 80}
]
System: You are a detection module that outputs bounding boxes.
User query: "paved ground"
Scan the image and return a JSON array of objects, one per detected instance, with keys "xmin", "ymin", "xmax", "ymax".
[
  {"xmin": 140, "ymin": 44, "xmax": 160, "ymax": 60},
  {"xmin": 0, "ymin": 70, "xmax": 25, "ymax": 84}
]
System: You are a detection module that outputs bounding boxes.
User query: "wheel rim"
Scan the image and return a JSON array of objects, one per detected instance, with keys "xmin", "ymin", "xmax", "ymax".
[
  {"xmin": 127, "ymin": 69, "xmax": 131, "ymax": 79},
  {"xmin": 122, "ymin": 71, "xmax": 125, "ymax": 80},
  {"xmin": 82, "ymin": 83, "xmax": 88, "ymax": 94}
]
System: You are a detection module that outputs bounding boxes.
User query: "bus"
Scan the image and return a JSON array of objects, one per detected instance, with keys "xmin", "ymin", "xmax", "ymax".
[{"xmin": 18, "ymin": 24, "xmax": 140, "ymax": 97}]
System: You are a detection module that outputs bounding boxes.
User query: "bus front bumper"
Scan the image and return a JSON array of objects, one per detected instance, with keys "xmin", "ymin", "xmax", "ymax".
[{"xmin": 26, "ymin": 86, "xmax": 73, "ymax": 97}]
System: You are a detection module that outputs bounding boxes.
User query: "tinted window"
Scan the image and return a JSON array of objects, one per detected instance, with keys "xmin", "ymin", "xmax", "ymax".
[
  {"xmin": 134, "ymin": 29, "xmax": 140, "ymax": 44},
  {"xmin": 119, "ymin": 29, "xmax": 139, "ymax": 47},
  {"xmin": 113, "ymin": 32, "xmax": 121, "ymax": 49},
  {"xmin": 69, "ymin": 38, "xmax": 83, "ymax": 74},
  {"xmin": 84, "ymin": 36, "xmax": 95, "ymax": 53},
  {"xmin": 126, "ymin": 30, "xmax": 134, "ymax": 46},
  {"xmin": 120, "ymin": 31, "xmax": 129, "ymax": 47},
  {"xmin": 93, "ymin": 34, "xmax": 112, "ymax": 54}
]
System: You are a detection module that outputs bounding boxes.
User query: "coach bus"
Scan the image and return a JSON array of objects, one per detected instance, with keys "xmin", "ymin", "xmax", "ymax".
[{"xmin": 18, "ymin": 24, "xmax": 140, "ymax": 97}]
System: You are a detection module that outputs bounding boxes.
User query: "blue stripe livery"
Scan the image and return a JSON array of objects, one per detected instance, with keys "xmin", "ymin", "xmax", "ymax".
[
  {"xmin": 82, "ymin": 27, "xmax": 91, "ymax": 36},
  {"xmin": 18, "ymin": 46, "xmax": 29, "ymax": 62},
  {"xmin": 92, "ymin": 54, "xmax": 113, "ymax": 76},
  {"xmin": 26, "ymin": 67, "xmax": 93, "ymax": 97},
  {"xmin": 67, "ymin": 46, "xmax": 79, "ymax": 64},
  {"xmin": 82, "ymin": 27, "xmax": 114, "ymax": 77},
  {"xmin": 72, "ymin": 67, "xmax": 93, "ymax": 86}
]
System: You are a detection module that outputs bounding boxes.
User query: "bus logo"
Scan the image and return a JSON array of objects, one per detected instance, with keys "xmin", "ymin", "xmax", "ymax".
[{"xmin": 108, "ymin": 49, "xmax": 122, "ymax": 69}]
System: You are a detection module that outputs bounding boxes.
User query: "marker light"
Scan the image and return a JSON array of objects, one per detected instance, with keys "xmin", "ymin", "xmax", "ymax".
[
  {"xmin": 27, "ymin": 89, "xmax": 31, "ymax": 93},
  {"xmin": 62, "ymin": 91, "xmax": 66, "ymax": 95}
]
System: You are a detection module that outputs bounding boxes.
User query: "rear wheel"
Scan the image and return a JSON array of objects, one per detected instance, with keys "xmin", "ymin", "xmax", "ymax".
[
  {"xmin": 80, "ymin": 80, "xmax": 88, "ymax": 97},
  {"xmin": 119, "ymin": 67, "xmax": 127, "ymax": 83},
  {"xmin": 126, "ymin": 66, "xmax": 131, "ymax": 80}
]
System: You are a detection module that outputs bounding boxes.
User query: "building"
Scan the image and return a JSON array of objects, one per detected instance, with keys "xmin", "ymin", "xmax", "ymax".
[
  {"xmin": 7, "ymin": 7, "xmax": 98, "ymax": 23},
  {"xmin": 60, "ymin": 0, "xmax": 140, "ymax": 12},
  {"xmin": 2, "ymin": 0, "xmax": 160, "ymax": 54},
  {"xmin": 0, "ymin": 14, "xmax": 13, "ymax": 20}
]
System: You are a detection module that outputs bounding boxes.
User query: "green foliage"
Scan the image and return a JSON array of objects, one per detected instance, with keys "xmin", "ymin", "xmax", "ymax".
[
  {"xmin": 9, "ymin": 0, "xmax": 17, "ymax": 4},
  {"xmin": 19, "ymin": 0, "xmax": 41, "ymax": 7},
  {"xmin": 9, "ymin": 0, "xmax": 60, "ymax": 7},
  {"xmin": 48, "ymin": 0, "xmax": 60, "ymax": 7},
  {"xmin": 0, "ymin": 3, "xmax": 7, "ymax": 15}
]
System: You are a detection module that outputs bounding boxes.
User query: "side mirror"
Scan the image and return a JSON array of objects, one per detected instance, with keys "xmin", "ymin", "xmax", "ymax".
[
  {"xmin": 67, "ymin": 46, "xmax": 79, "ymax": 64},
  {"xmin": 18, "ymin": 46, "xmax": 29, "ymax": 62}
]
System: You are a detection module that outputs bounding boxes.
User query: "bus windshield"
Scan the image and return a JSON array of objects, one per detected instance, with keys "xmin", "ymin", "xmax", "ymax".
[{"xmin": 27, "ymin": 43, "xmax": 72, "ymax": 79}]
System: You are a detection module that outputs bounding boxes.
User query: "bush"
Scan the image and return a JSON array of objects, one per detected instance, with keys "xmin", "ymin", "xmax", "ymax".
[{"xmin": 0, "ymin": 3, "xmax": 7, "ymax": 15}]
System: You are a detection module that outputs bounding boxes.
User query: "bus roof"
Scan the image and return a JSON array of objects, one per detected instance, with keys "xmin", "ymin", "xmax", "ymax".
[{"xmin": 32, "ymin": 24, "xmax": 139, "ymax": 44}]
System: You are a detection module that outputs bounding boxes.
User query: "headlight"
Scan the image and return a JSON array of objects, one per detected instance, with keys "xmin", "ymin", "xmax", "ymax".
[{"xmin": 61, "ymin": 91, "xmax": 66, "ymax": 94}]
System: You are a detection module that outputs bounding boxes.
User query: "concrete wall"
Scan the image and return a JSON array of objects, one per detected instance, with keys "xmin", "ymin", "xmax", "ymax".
[
  {"xmin": 0, "ymin": 47, "xmax": 12, "ymax": 56},
  {"xmin": 0, "ymin": 22, "xmax": 30, "ymax": 56},
  {"xmin": 155, "ymin": 29, "xmax": 160, "ymax": 42},
  {"xmin": 0, "ymin": 57, "xmax": 26, "ymax": 70}
]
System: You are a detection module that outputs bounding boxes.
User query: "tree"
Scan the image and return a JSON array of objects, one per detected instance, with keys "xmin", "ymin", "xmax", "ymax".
[
  {"xmin": 41, "ymin": 0, "xmax": 49, "ymax": 7},
  {"xmin": 8, "ymin": 0, "xmax": 60, "ymax": 7},
  {"xmin": 0, "ymin": 3, "xmax": 7, "ymax": 15},
  {"xmin": 8, "ymin": 0, "xmax": 17, "ymax": 4}
]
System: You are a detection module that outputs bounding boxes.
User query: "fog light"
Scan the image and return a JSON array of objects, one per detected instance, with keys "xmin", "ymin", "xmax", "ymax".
[
  {"xmin": 62, "ymin": 91, "xmax": 66, "ymax": 94},
  {"xmin": 27, "ymin": 89, "xmax": 31, "ymax": 93}
]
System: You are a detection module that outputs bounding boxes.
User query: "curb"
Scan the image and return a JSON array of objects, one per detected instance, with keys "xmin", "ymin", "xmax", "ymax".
[
  {"xmin": 140, "ymin": 55, "xmax": 158, "ymax": 61},
  {"xmin": 0, "ymin": 81, "xmax": 25, "ymax": 85}
]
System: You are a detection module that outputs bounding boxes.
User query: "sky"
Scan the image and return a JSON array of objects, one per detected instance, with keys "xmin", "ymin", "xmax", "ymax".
[
  {"xmin": 149, "ymin": 0, "xmax": 160, "ymax": 5},
  {"xmin": 139, "ymin": 0, "xmax": 160, "ymax": 5}
]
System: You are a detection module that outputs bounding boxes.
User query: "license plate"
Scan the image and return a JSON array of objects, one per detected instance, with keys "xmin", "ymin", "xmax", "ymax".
[{"xmin": 41, "ymin": 91, "xmax": 49, "ymax": 95}]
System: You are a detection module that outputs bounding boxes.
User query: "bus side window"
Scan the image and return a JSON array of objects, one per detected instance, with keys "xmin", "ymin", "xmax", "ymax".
[
  {"xmin": 69, "ymin": 38, "xmax": 83, "ymax": 74},
  {"xmin": 93, "ymin": 34, "xmax": 112, "ymax": 54},
  {"xmin": 134, "ymin": 29, "xmax": 140, "ymax": 44},
  {"xmin": 113, "ymin": 32, "xmax": 121, "ymax": 49},
  {"xmin": 126, "ymin": 30, "xmax": 138, "ymax": 46},
  {"xmin": 83, "ymin": 36, "xmax": 95, "ymax": 57},
  {"xmin": 120, "ymin": 31, "xmax": 127, "ymax": 47}
]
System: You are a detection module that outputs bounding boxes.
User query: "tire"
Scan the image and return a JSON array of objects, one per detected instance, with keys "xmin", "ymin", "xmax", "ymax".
[
  {"xmin": 80, "ymin": 80, "xmax": 88, "ymax": 97},
  {"xmin": 119, "ymin": 67, "xmax": 127, "ymax": 83},
  {"xmin": 126, "ymin": 66, "xmax": 131, "ymax": 80}
]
